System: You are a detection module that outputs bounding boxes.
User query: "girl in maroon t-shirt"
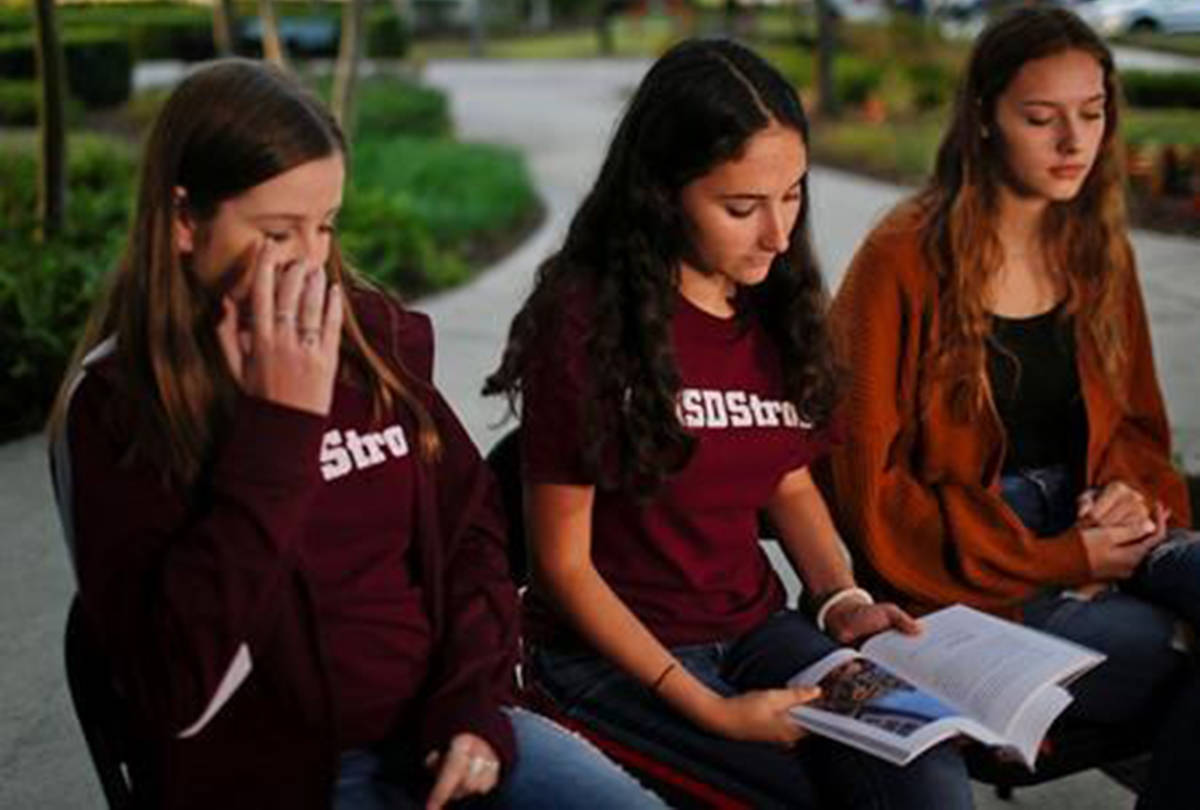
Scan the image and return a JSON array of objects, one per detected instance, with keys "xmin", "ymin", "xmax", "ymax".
[
  {"xmin": 486, "ymin": 39, "xmax": 974, "ymax": 809},
  {"xmin": 48, "ymin": 60, "xmax": 662, "ymax": 810}
]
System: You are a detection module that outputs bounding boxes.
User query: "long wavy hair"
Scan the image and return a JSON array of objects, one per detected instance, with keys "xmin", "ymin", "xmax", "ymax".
[
  {"xmin": 916, "ymin": 6, "xmax": 1132, "ymax": 416},
  {"xmin": 486, "ymin": 39, "xmax": 837, "ymax": 493},
  {"xmin": 49, "ymin": 59, "xmax": 438, "ymax": 487}
]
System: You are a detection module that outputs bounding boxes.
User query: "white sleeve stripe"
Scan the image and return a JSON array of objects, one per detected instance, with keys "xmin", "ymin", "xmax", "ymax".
[{"xmin": 177, "ymin": 644, "xmax": 253, "ymax": 739}]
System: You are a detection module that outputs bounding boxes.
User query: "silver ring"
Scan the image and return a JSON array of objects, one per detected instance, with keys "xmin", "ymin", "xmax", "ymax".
[{"xmin": 274, "ymin": 312, "xmax": 294, "ymax": 326}]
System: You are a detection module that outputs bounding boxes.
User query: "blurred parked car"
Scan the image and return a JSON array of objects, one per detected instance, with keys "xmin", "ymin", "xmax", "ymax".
[{"xmin": 1073, "ymin": 0, "xmax": 1200, "ymax": 35}]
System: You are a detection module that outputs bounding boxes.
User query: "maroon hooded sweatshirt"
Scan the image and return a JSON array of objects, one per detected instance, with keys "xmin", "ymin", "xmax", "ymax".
[{"xmin": 57, "ymin": 289, "xmax": 517, "ymax": 809}]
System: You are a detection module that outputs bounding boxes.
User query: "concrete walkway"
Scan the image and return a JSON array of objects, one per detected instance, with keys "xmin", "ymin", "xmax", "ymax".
[{"xmin": 3, "ymin": 58, "xmax": 1197, "ymax": 808}]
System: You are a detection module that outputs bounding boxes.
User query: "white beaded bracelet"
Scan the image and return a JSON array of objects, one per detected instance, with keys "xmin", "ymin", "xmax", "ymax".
[{"xmin": 815, "ymin": 587, "xmax": 874, "ymax": 632}]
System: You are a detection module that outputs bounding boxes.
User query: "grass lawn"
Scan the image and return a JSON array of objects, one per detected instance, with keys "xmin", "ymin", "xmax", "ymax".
[
  {"xmin": 412, "ymin": 15, "xmax": 694, "ymax": 61},
  {"xmin": 811, "ymin": 106, "xmax": 1200, "ymax": 187},
  {"xmin": 1115, "ymin": 32, "xmax": 1200, "ymax": 59}
]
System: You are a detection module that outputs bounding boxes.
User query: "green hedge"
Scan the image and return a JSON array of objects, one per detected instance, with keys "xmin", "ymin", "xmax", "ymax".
[
  {"xmin": 0, "ymin": 78, "xmax": 84, "ymax": 126},
  {"xmin": 0, "ymin": 78, "xmax": 37, "ymax": 125},
  {"xmin": 1122, "ymin": 70, "xmax": 1200, "ymax": 110},
  {"xmin": 352, "ymin": 77, "xmax": 452, "ymax": 138},
  {"xmin": 0, "ymin": 26, "xmax": 132, "ymax": 108},
  {"xmin": 1, "ymin": 135, "xmax": 135, "ymax": 440},
  {"xmin": 0, "ymin": 2, "xmax": 408, "ymax": 65}
]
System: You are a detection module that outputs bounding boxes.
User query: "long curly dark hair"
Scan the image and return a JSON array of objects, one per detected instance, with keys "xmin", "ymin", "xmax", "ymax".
[{"xmin": 485, "ymin": 38, "xmax": 837, "ymax": 493}]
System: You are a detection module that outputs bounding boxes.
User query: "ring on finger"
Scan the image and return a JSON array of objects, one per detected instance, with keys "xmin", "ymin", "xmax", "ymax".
[
  {"xmin": 467, "ymin": 756, "xmax": 497, "ymax": 779},
  {"xmin": 274, "ymin": 311, "xmax": 294, "ymax": 326}
]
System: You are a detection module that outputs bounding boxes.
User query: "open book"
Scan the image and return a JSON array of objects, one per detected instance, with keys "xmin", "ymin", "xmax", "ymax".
[{"xmin": 788, "ymin": 604, "xmax": 1104, "ymax": 768}]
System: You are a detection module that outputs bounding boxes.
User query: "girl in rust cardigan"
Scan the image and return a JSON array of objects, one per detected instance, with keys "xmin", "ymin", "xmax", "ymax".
[{"xmin": 824, "ymin": 8, "xmax": 1199, "ymax": 809}]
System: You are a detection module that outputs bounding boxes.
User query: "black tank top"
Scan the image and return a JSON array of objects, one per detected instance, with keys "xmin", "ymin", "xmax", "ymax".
[{"xmin": 986, "ymin": 304, "xmax": 1088, "ymax": 478}]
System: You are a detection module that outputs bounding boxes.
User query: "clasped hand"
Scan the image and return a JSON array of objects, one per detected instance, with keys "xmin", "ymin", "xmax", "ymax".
[{"xmin": 1078, "ymin": 480, "xmax": 1171, "ymax": 580}]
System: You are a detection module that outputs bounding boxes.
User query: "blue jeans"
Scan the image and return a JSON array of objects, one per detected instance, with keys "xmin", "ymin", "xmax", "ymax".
[
  {"xmin": 333, "ymin": 706, "xmax": 666, "ymax": 810},
  {"xmin": 1000, "ymin": 463, "xmax": 1200, "ymax": 629},
  {"xmin": 529, "ymin": 611, "xmax": 974, "ymax": 810},
  {"xmin": 1004, "ymin": 465, "xmax": 1200, "ymax": 810}
]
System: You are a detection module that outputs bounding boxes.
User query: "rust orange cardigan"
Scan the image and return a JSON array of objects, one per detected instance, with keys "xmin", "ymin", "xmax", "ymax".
[{"xmin": 822, "ymin": 207, "xmax": 1192, "ymax": 619}]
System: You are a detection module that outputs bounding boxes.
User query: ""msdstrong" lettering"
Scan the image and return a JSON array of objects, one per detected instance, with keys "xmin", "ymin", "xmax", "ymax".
[
  {"xmin": 320, "ymin": 425, "xmax": 410, "ymax": 481},
  {"xmin": 676, "ymin": 388, "xmax": 811, "ymax": 430}
]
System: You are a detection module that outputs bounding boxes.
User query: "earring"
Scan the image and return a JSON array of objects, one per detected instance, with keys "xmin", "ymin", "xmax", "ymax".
[{"xmin": 980, "ymin": 124, "xmax": 991, "ymax": 140}]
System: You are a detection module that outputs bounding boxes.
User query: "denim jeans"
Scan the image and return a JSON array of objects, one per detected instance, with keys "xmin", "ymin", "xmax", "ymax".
[
  {"xmin": 1003, "ymin": 465, "xmax": 1200, "ymax": 810},
  {"xmin": 1000, "ymin": 463, "xmax": 1200, "ymax": 628},
  {"xmin": 333, "ymin": 706, "xmax": 666, "ymax": 810},
  {"xmin": 529, "ymin": 611, "xmax": 974, "ymax": 810}
]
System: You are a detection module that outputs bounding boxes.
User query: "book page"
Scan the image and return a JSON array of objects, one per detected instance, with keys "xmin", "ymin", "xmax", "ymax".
[
  {"xmin": 861, "ymin": 605, "xmax": 1103, "ymax": 736},
  {"xmin": 789, "ymin": 651, "xmax": 986, "ymax": 765}
]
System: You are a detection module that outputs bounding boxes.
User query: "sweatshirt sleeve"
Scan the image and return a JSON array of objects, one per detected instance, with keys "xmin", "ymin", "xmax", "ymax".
[
  {"xmin": 373, "ymin": 301, "xmax": 518, "ymax": 773},
  {"xmin": 66, "ymin": 371, "xmax": 326, "ymax": 740},
  {"xmin": 824, "ymin": 227, "xmax": 1092, "ymax": 614},
  {"xmin": 416, "ymin": 389, "xmax": 519, "ymax": 775},
  {"xmin": 1090, "ymin": 265, "xmax": 1191, "ymax": 527}
]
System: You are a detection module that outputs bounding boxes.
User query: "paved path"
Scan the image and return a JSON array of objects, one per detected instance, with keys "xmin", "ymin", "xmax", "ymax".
[{"xmin": 3, "ymin": 58, "xmax": 1196, "ymax": 808}]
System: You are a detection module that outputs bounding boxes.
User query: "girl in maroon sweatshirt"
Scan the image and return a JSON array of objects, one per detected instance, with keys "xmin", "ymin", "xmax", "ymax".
[
  {"xmin": 49, "ymin": 59, "xmax": 662, "ymax": 810},
  {"xmin": 486, "ymin": 40, "xmax": 974, "ymax": 809}
]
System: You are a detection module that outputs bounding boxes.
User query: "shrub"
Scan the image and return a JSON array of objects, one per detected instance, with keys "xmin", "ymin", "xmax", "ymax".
[
  {"xmin": 837, "ymin": 55, "xmax": 885, "ymax": 106},
  {"xmin": 129, "ymin": 15, "xmax": 215, "ymax": 61},
  {"xmin": 905, "ymin": 61, "xmax": 953, "ymax": 112},
  {"xmin": 0, "ymin": 79, "xmax": 36, "ymax": 126},
  {"xmin": 353, "ymin": 78, "xmax": 453, "ymax": 139},
  {"xmin": 64, "ymin": 27, "xmax": 134, "ymax": 108},
  {"xmin": 0, "ymin": 79, "xmax": 85, "ymax": 126},
  {"xmin": 0, "ymin": 27, "xmax": 132, "ymax": 108},
  {"xmin": 352, "ymin": 135, "xmax": 538, "ymax": 245},
  {"xmin": 339, "ymin": 188, "xmax": 466, "ymax": 297},
  {"xmin": 0, "ymin": 135, "xmax": 134, "ymax": 440},
  {"xmin": 366, "ymin": 6, "xmax": 411, "ymax": 59},
  {"xmin": 1122, "ymin": 70, "xmax": 1200, "ymax": 110}
]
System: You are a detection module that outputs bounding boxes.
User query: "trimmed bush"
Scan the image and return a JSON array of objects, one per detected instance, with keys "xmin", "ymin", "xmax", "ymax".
[
  {"xmin": 352, "ymin": 135, "xmax": 538, "ymax": 245},
  {"xmin": 0, "ymin": 27, "xmax": 132, "ymax": 108},
  {"xmin": 0, "ymin": 79, "xmax": 37, "ymax": 126},
  {"xmin": 837, "ymin": 56, "xmax": 885, "ymax": 106},
  {"xmin": 0, "ymin": 134, "xmax": 135, "ymax": 440},
  {"xmin": 1122, "ymin": 70, "xmax": 1200, "ymax": 110},
  {"xmin": 340, "ymin": 188, "xmax": 466, "ymax": 296},
  {"xmin": 0, "ymin": 79, "xmax": 84, "ymax": 126},
  {"xmin": 905, "ymin": 61, "xmax": 953, "ymax": 112},
  {"xmin": 64, "ymin": 27, "xmax": 134, "ymax": 108},
  {"xmin": 366, "ymin": 6, "xmax": 411, "ymax": 58},
  {"xmin": 352, "ymin": 78, "xmax": 452, "ymax": 139}
]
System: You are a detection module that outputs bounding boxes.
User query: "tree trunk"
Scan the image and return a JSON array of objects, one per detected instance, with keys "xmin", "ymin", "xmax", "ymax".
[
  {"xmin": 331, "ymin": 0, "xmax": 365, "ymax": 134},
  {"xmin": 530, "ymin": 0, "xmax": 552, "ymax": 30},
  {"xmin": 33, "ymin": 0, "xmax": 66, "ymax": 241},
  {"xmin": 258, "ymin": 0, "xmax": 289, "ymax": 69},
  {"xmin": 213, "ymin": 0, "xmax": 237, "ymax": 56},
  {"xmin": 470, "ymin": 0, "xmax": 486, "ymax": 58},
  {"xmin": 815, "ymin": 0, "xmax": 839, "ymax": 118},
  {"xmin": 596, "ymin": 2, "xmax": 615, "ymax": 55}
]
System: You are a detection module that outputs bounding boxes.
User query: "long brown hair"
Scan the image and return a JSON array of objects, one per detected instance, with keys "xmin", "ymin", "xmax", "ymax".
[
  {"xmin": 917, "ymin": 7, "xmax": 1132, "ymax": 416},
  {"xmin": 49, "ymin": 59, "xmax": 438, "ymax": 486}
]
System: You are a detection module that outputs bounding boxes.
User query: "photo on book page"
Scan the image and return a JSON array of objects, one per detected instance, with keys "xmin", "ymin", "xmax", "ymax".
[{"xmin": 810, "ymin": 657, "xmax": 958, "ymax": 738}]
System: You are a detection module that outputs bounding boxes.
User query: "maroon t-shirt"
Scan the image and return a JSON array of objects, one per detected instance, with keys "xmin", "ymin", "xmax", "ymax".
[
  {"xmin": 522, "ymin": 291, "xmax": 829, "ymax": 649},
  {"xmin": 304, "ymin": 376, "xmax": 431, "ymax": 748}
]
